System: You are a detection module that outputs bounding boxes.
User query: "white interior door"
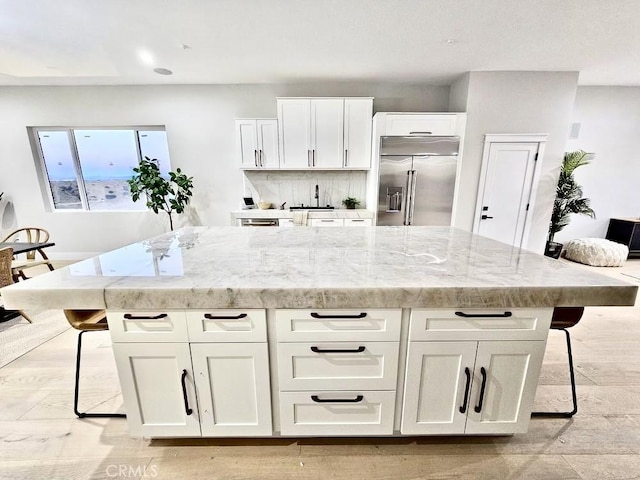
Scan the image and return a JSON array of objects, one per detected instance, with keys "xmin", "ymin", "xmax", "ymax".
[{"xmin": 474, "ymin": 141, "xmax": 540, "ymax": 247}]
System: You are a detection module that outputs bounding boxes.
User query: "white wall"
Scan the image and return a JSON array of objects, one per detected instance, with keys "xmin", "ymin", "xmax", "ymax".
[
  {"xmin": 0, "ymin": 82, "xmax": 449, "ymax": 258},
  {"xmin": 558, "ymin": 86, "xmax": 640, "ymax": 242},
  {"xmin": 452, "ymin": 71, "xmax": 579, "ymax": 253}
]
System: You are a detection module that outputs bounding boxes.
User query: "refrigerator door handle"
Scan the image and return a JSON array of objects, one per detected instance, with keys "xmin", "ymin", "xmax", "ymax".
[
  {"xmin": 408, "ymin": 169, "xmax": 418, "ymax": 225},
  {"xmin": 403, "ymin": 170, "xmax": 413, "ymax": 225}
]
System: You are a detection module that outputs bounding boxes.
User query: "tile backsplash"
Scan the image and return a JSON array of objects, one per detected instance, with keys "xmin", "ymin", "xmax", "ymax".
[{"xmin": 243, "ymin": 171, "xmax": 367, "ymax": 209}]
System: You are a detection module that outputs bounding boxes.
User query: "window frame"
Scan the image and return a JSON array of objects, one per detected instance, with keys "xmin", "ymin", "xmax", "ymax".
[{"xmin": 31, "ymin": 126, "xmax": 168, "ymax": 213}]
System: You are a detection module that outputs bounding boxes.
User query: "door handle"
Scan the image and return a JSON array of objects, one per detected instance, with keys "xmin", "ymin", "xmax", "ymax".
[
  {"xmin": 344, "ymin": 149, "xmax": 348, "ymax": 167},
  {"xmin": 259, "ymin": 149, "xmax": 264, "ymax": 167},
  {"xmin": 308, "ymin": 150, "xmax": 311, "ymax": 167},
  {"xmin": 254, "ymin": 149, "xmax": 258, "ymax": 167},
  {"xmin": 403, "ymin": 170, "xmax": 412, "ymax": 225},
  {"xmin": 311, "ymin": 395, "xmax": 364, "ymax": 403},
  {"xmin": 481, "ymin": 215, "xmax": 494, "ymax": 220},
  {"xmin": 204, "ymin": 313, "xmax": 248, "ymax": 320},
  {"xmin": 408, "ymin": 169, "xmax": 417, "ymax": 225},
  {"xmin": 180, "ymin": 369, "xmax": 193, "ymax": 415},
  {"xmin": 474, "ymin": 367, "xmax": 488, "ymax": 413},
  {"xmin": 459, "ymin": 367, "xmax": 471, "ymax": 414}
]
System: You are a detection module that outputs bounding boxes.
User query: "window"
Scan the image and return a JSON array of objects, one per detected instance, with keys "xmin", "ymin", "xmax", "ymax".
[{"xmin": 33, "ymin": 127, "xmax": 171, "ymax": 211}]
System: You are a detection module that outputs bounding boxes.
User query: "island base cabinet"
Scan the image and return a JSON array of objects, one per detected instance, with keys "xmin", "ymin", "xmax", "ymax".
[
  {"xmin": 113, "ymin": 343, "xmax": 201, "ymax": 438},
  {"xmin": 401, "ymin": 341, "xmax": 546, "ymax": 435},
  {"xmin": 191, "ymin": 343, "xmax": 273, "ymax": 436},
  {"xmin": 279, "ymin": 391, "xmax": 396, "ymax": 436}
]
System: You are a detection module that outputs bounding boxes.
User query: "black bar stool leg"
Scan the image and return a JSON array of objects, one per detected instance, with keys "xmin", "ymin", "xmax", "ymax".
[
  {"xmin": 73, "ymin": 330, "xmax": 126, "ymax": 419},
  {"xmin": 532, "ymin": 328, "xmax": 578, "ymax": 418}
]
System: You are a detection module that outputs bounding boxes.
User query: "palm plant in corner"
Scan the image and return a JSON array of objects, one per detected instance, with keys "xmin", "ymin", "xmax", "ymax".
[
  {"xmin": 545, "ymin": 150, "xmax": 596, "ymax": 258},
  {"xmin": 128, "ymin": 157, "xmax": 194, "ymax": 231}
]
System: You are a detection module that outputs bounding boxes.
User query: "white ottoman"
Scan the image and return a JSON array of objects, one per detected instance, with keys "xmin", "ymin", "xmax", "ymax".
[{"xmin": 564, "ymin": 238, "xmax": 629, "ymax": 267}]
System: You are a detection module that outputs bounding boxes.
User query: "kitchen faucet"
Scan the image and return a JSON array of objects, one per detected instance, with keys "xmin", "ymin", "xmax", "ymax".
[{"xmin": 315, "ymin": 184, "xmax": 319, "ymax": 207}]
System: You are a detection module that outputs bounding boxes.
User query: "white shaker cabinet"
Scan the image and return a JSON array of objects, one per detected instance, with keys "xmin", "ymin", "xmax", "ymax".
[
  {"xmin": 401, "ymin": 340, "xmax": 545, "ymax": 435},
  {"xmin": 343, "ymin": 98, "xmax": 373, "ymax": 168},
  {"xmin": 113, "ymin": 342, "xmax": 201, "ymax": 438},
  {"xmin": 385, "ymin": 114, "xmax": 458, "ymax": 136},
  {"xmin": 191, "ymin": 343, "xmax": 272, "ymax": 436},
  {"xmin": 236, "ymin": 119, "xmax": 279, "ymax": 169},
  {"xmin": 277, "ymin": 97, "xmax": 373, "ymax": 169}
]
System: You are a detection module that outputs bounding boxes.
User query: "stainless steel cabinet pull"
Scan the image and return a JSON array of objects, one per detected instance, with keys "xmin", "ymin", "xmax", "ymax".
[
  {"xmin": 204, "ymin": 313, "xmax": 248, "ymax": 320},
  {"xmin": 409, "ymin": 131, "xmax": 432, "ymax": 134},
  {"xmin": 123, "ymin": 313, "xmax": 168, "ymax": 320},
  {"xmin": 310, "ymin": 312, "xmax": 367, "ymax": 319},
  {"xmin": 181, "ymin": 369, "xmax": 193, "ymax": 415},
  {"xmin": 454, "ymin": 311, "xmax": 512, "ymax": 318},
  {"xmin": 403, "ymin": 170, "xmax": 412, "ymax": 225},
  {"xmin": 310, "ymin": 346, "xmax": 366, "ymax": 353},
  {"xmin": 311, "ymin": 395, "xmax": 364, "ymax": 403},
  {"xmin": 408, "ymin": 169, "xmax": 417, "ymax": 225},
  {"xmin": 459, "ymin": 367, "xmax": 471, "ymax": 414},
  {"xmin": 474, "ymin": 367, "xmax": 488, "ymax": 413}
]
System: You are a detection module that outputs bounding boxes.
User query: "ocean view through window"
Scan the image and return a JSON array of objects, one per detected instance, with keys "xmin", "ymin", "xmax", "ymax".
[{"xmin": 33, "ymin": 127, "xmax": 171, "ymax": 211}]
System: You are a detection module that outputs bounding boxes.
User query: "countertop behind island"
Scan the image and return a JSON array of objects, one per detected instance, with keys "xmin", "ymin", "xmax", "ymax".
[{"xmin": 2, "ymin": 226, "xmax": 636, "ymax": 311}]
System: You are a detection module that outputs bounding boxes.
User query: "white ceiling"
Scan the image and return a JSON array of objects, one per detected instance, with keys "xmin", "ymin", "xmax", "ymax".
[{"xmin": 1, "ymin": 0, "xmax": 639, "ymax": 87}]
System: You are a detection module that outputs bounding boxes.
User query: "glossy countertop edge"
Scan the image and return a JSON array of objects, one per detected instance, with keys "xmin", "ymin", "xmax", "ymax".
[{"xmin": 4, "ymin": 285, "xmax": 637, "ymax": 311}]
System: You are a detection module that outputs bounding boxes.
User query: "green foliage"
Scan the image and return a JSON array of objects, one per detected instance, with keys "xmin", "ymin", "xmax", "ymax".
[
  {"xmin": 127, "ymin": 157, "xmax": 194, "ymax": 231},
  {"xmin": 341, "ymin": 197, "xmax": 361, "ymax": 209},
  {"xmin": 548, "ymin": 150, "xmax": 596, "ymax": 243}
]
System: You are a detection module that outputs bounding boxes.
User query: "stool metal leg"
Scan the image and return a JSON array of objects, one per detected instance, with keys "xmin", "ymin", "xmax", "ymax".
[
  {"xmin": 532, "ymin": 328, "xmax": 578, "ymax": 418},
  {"xmin": 74, "ymin": 330, "xmax": 126, "ymax": 419}
]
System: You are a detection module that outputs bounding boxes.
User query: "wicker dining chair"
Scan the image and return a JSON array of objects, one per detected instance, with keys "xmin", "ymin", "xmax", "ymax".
[
  {"xmin": 0, "ymin": 247, "xmax": 32, "ymax": 323},
  {"xmin": 2, "ymin": 227, "xmax": 55, "ymax": 281}
]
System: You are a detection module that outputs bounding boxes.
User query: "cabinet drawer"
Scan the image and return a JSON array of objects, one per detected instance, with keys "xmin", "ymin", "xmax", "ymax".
[
  {"xmin": 186, "ymin": 309, "xmax": 266, "ymax": 342},
  {"xmin": 385, "ymin": 114, "xmax": 457, "ymax": 136},
  {"xmin": 409, "ymin": 308, "xmax": 553, "ymax": 341},
  {"xmin": 276, "ymin": 309, "xmax": 401, "ymax": 342},
  {"xmin": 344, "ymin": 218, "xmax": 372, "ymax": 227},
  {"xmin": 278, "ymin": 218, "xmax": 296, "ymax": 227},
  {"xmin": 277, "ymin": 341, "xmax": 399, "ymax": 391},
  {"xmin": 310, "ymin": 218, "xmax": 343, "ymax": 227},
  {"xmin": 108, "ymin": 310, "xmax": 188, "ymax": 343},
  {"xmin": 279, "ymin": 390, "xmax": 396, "ymax": 436}
]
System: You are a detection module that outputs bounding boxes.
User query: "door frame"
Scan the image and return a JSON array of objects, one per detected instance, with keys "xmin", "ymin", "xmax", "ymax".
[{"xmin": 472, "ymin": 134, "xmax": 548, "ymax": 248}]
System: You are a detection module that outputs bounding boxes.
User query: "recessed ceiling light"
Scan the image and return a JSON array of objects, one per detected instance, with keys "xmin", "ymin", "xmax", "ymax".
[
  {"xmin": 445, "ymin": 38, "xmax": 457, "ymax": 44},
  {"xmin": 138, "ymin": 50, "xmax": 154, "ymax": 65},
  {"xmin": 153, "ymin": 67, "xmax": 173, "ymax": 75}
]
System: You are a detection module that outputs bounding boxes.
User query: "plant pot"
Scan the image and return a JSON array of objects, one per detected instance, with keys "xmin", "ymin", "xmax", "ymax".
[
  {"xmin": 544, "ymin": 241, "xmax": 563, "ymax": 259},
  {"xmin": 346, "ymin": 205, "xmax": 356, "ymax": 210}
]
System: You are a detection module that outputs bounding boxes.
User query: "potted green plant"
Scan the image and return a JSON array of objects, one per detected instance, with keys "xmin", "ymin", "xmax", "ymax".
[
  {"xmin": 545, "ymin": 150, "xmax": 596, "ymax": 258},
  {"xmin": 128, "ymin": 157, "xmax": 194, "ymax": 231},
  {"xmin": 341, "ymin": 197, "xmax": 361, "ymax": 209}
]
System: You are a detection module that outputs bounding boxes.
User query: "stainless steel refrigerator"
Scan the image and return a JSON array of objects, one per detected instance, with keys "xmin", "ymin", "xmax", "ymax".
[{"xmin": 377, "ymin": 136, "xmax": 459, "ymax": 226}]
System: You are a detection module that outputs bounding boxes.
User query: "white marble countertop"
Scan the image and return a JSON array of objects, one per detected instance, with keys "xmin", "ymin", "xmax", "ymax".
[
  {"xmin": 1, "ymin": 226, "xmax": 636, "ymax": 310},
  {"xmin": 231, "ymin": 209, "xmax": 374, "ymax": 220}
]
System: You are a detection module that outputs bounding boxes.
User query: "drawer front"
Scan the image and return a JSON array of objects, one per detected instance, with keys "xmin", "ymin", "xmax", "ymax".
[
  {"xmin": 409, "ymin": 308, "xmax": 553, "ymax": 341},
  {"xmin": 278, "ymin": 218, "xmax": 296, "ymax": 227},
  {"xmin": 385, "ymin": 114, "xmax": 457, "ymax": 136},
  {"xmin": 310, "ymin": 218, "xmax": 343, "ymax": 227},
  {"xmin": 279, "ymin": 390, "xmax": 396, "ymax": 436},
  {"xmin": 344, "ymin": 218, "xmax": 372, "ymax": 227},
  {"xmin": 108, "ymin": 310, "xmax": 188, "ymax": 342},
  {"xmin": 186, "ymin": 309, "xmax": 266, "ymax": 342},
  {"xmin": 276, "ymin": 309, "xmax": 401, "ymax": 342},
  {"xmin": 277, "ymin": 341, "xmax": 399, "ymax": 391}
]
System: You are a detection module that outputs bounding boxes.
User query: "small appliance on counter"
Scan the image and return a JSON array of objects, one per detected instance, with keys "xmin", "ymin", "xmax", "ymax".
[{"xmin": 242, "ymin": 197, "xmax": 256, "ymax": 209}]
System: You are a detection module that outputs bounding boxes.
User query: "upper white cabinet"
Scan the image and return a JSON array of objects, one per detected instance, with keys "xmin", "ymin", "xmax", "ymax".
[
  {"xmin": 385, "ymin": 114, "xmax": 458, "ymax": 136},
  {"xmin": 236, "ymin": 119, "xmax": 279, "ymax": 169},
  {"xmin": 277, "ymin": 97, "xmax": 373, "ymax": 170}
]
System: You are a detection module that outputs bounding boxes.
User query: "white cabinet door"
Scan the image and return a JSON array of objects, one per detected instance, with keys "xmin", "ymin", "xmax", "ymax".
[
  {"xmin": 401, "ymin": 341, "xmax": 478, "ymax": 435},
  {"xmin": 344, "ymin": 98, "xmax": 373, "ymax": 168},
  {"xmin": 309, "ymin": 218, "xmax": 343, "ymax": 227},
  {"xmin": 191, "ymin": 343, "xmax": 273, "ymax": 437},
  {"xmin": 278, "ymin": 99, "xmax": 311, "ymax": 168},
  {"xmin": 311, "ymin": 98, "xmax": 344, "ymax": 168},
  {"xmin": 236, "ymin": 120, "xmax": 259, "ymax": 168},
  {"xmin": 256, "ymin": 119, "xmax": 279, "ymax": 168},
  {"xmin": 385, "ymin": 114, "xmax": 458, "ymax": 136},
  {"xmin": 465, "ymin": 341, "xmax": 546, "ymax": 435},
  {"xmin": 113, "ymin": 343, "xmax": 201, "ymax": 438}
]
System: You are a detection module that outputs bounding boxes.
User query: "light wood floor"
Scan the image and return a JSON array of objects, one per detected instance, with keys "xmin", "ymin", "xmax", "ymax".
[{"xmin": 1, "ymin": 261, "xmax": 639, "ymax": 480}]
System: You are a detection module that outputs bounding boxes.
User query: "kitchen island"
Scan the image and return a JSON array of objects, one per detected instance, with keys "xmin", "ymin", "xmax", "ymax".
[{"xmin": 2, "ymin": 226, "xmax": 636, "ymax": 439}]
